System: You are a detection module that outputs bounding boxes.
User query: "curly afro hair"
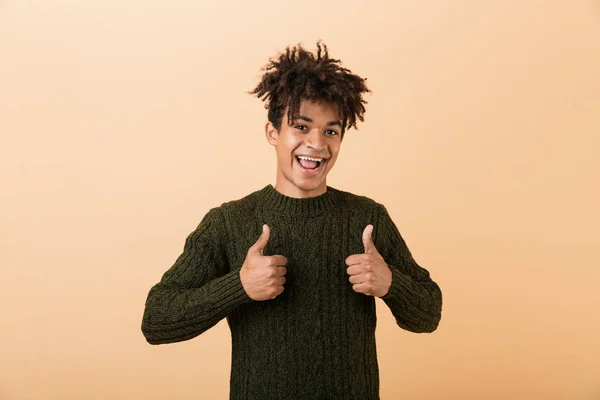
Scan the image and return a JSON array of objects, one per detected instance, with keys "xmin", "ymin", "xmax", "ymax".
[{"xmin": 249, "ymin": 40, "xmax": 371, "ymax": 135}]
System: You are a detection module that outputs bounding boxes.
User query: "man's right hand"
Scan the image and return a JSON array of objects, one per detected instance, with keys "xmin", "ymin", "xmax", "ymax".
[{"xmin": 239, "ymin": 224, "xmax": 288, "ymax": 301}]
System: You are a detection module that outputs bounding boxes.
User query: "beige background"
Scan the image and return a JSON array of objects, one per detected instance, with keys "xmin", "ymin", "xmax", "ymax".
[{"xmin": 1, "ymin": 1, "xmax": 599, "ymax": 399}]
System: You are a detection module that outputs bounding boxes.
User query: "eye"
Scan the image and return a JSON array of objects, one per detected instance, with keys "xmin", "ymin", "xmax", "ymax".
[
  {"xmin": 295, "ymin": 125, "xmax": 308, "ymax": 131},
  {"xmin": 326, "ymin": 130, "xmax": 339, "ymax": 136}
]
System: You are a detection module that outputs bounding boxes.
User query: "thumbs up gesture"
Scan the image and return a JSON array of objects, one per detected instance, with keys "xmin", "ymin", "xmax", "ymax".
[
  {"xmin": 240, "ymin": 224, "xmax": 288, "ymax": 301},
  {"xmin": 345, "ymin": 224, "xmax": 392, "ymax": 297}
]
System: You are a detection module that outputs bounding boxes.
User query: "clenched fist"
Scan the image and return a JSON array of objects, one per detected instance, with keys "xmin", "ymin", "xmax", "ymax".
[
  {"xmin": 240, "ymin": 224, "xmax": 288, "ymax": 301},
  {"xmin": 345, "ymin": 224, "xmax": 393, "ymax": 297}
]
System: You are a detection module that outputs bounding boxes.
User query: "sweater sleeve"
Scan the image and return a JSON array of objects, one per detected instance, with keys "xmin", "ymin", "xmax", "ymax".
[
  {"xmin": 375, "ymin": 204, "xmax": 443, "ymax": 333},
  {"xmin": 141, "ymin": 207, "xmax": 253, "ymax": 345}
]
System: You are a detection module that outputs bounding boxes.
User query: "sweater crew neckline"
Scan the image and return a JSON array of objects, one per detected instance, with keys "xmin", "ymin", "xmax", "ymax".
[{"xmin": 257, "ymin": 184, "xmax": 341, "ymax": 216}]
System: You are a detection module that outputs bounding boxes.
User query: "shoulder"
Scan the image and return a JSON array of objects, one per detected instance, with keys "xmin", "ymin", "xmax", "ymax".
[
  {"xmin": 190, "ymin": 187, "xmax": 265, "ymax": 242},
  {"xmin": 328, "ymin": 186, "xmax": 398, "ymax": 233},
  {"xmin": 327, "ymin": 185, "xmax": 384, "ymax": 211},
  {"xmin": 209, "ymin": 186, "xmax": 266, "ymax": 219}
]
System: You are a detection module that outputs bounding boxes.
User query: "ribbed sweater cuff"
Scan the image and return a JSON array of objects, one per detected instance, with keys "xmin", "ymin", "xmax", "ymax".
[
  {"xmin": 380, "ymin": 263, "xmax": 415, "ymax": 305},
  {"xmin": 211, "ymin": 269, "xmax": 254, "ymax": 312}
]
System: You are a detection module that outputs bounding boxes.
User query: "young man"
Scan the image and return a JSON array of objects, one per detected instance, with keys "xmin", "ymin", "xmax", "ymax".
[{"xmin": 141, "ymin": 41, "xmax": 442, "ymax": 400}]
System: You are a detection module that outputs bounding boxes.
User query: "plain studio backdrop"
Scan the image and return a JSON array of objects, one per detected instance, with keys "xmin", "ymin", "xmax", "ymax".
[{"xmin": 1, "ymin": 1, "xmax": 599, "ymax": 399}]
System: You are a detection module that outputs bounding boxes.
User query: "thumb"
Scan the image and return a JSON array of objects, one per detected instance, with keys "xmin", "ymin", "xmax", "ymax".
[
  {"xmin": 362, "ymin": 224, "xmax": 376, "ymax": 254},
  {"xmin": 250, "ymin": 224, "xmax": 270, "ymax": 255}
]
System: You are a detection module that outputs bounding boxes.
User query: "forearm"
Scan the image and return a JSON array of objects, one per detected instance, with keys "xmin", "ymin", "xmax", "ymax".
[
  {"xmin": 381, "ymin": 263, "xmax": 442, "ymax": 333},
  {"xmin": 141, "ymin": 269, "xmax": 252, "ymax": 344}
]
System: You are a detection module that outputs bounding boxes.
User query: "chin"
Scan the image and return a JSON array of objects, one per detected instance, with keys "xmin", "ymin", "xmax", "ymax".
[{"xmin": 295, "ymin": 178, "xmax": 326, "ymax": 191}]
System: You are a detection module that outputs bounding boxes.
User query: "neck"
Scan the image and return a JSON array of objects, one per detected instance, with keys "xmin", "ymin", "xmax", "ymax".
[{"xmin": 274, "ymin": 174, "xmax": 327, "ymax": 199}]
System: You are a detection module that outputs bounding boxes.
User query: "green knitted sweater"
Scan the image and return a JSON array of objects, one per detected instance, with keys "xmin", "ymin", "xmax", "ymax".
[{"xmin": 141, "ymin": 184, "xmax": 442, "ymax": 400}]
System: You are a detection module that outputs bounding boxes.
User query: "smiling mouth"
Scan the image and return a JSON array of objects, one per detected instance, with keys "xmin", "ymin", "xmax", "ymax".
[{"xmin": 295, "ymin": 155, "xmax": 327, "ymax": 171}]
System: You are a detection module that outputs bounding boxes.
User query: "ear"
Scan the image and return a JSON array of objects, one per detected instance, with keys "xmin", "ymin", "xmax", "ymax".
[{"xmin": 265, "ymin": 121, "xmax": 279, "ymax": 146}]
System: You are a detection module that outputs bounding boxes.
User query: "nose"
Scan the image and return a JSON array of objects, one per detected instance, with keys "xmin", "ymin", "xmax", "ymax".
[{"xmin": 306, "ymin": 128, "xmax": 326, "ymax": 152}]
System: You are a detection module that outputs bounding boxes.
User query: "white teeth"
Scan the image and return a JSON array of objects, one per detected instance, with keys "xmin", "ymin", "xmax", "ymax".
[{"xmin": 297, "ymin": 155, "xmax": 323, "ymax": 162}]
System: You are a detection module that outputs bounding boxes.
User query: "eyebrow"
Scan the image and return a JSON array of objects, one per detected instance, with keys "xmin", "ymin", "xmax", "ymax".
[{"xmin": 295, "ymin": 115, "xmax": 342, "ymax": 128}]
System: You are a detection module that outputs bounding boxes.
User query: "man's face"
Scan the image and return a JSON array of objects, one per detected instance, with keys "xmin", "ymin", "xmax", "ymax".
[{"xmin": 266, "ymin": 99, "xmax": 344, "ymax": 198}]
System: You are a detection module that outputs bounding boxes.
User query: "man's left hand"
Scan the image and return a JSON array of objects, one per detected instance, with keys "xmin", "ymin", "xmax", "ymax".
[{"xmin": 345, "ymin": 224, "xmax": 393, "ymax": 297}]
